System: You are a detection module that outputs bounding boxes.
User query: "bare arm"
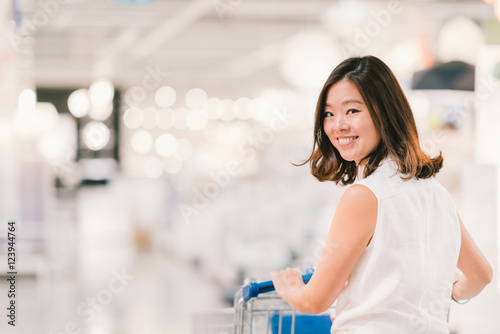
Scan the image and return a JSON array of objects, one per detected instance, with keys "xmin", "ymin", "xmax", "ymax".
[
  {"xmin": 452, "ymin": 214, "xmax": 493, "ymax": 301},
  {"xmin": 271, "ymin": 184, "xmax": 377, "ymax": 314}
]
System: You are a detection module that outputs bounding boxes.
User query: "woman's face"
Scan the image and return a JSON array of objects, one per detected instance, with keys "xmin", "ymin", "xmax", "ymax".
[{"xmin": 323, "ymin": 79, "xmax": 381, "ymax": 164}]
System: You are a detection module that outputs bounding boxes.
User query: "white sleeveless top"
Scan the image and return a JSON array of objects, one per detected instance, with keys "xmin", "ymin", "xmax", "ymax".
[{"xmin": 331, "ymin": 159, "xmax": 461, "ymax": 334}]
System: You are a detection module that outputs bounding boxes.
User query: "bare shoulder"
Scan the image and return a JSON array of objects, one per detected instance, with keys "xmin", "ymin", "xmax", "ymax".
[
  {"xmin": 332, "ymin": 184, "xmax": 378, "ymax": 233},
  {"xmin": 340, "ymin": 184, "xmax": 377, "ymax": 208}
]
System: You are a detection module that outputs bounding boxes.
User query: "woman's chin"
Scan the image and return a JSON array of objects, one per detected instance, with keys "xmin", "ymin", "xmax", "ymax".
[{"xmin": 340, "ymin": 155, "xmax": 356, "ymax": 163}]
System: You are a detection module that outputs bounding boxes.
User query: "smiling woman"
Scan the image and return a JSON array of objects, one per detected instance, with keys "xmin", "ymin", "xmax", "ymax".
[
  {"xmin": 271, "ymin": 56, "xmax": 493, "ymax": 333},
  {"xmin": 305, "ymin": 56, "xmax": 444, "ymax": 185}
]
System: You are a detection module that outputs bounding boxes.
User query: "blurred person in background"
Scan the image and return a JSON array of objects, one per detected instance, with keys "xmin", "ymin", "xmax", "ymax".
[{"xmin": 271, "ymin": 56, "xmax": 493, "ymax": 333}]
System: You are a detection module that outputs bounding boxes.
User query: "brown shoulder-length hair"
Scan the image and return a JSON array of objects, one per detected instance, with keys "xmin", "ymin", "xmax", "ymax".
[{"xmin": 304, "ymin": 55, "xmax": 443, "ymax": 185}]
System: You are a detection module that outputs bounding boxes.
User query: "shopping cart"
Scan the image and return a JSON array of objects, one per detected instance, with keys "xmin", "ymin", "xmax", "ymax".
[{"xmin": 192, "ymin": 270, "xmax": 335, "ymax": 334}]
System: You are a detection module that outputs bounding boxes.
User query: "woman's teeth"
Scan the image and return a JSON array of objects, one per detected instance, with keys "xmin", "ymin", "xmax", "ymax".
[{"xmin": 338, "ymin": 137, "xmax": 357, "ymax": 145}]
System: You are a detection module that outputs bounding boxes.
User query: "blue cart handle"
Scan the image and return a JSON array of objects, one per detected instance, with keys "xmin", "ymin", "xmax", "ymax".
[{"xmin": 242, "ymin": 269, "xmax": 314, "ymax": 302}]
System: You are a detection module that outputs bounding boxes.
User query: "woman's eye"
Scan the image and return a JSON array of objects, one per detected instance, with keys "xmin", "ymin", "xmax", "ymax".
[
  {"xmin": 325, "ymin": 111, "xmax": 334, "ymax": 117},
  {"xmin": 347, "ymin": 109, "xmax": 359, "ymax": 115}
]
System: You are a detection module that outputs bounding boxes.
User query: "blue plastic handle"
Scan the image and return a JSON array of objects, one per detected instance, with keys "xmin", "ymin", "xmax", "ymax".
[{"xmin": 242, "ymin": 270, "xmax": 314, "ymax": 302}]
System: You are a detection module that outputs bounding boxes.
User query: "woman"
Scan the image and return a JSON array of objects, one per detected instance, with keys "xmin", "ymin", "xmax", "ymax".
[{"xmin": 270, "ymin": 56, "xmax": 492, "ymax": 333}]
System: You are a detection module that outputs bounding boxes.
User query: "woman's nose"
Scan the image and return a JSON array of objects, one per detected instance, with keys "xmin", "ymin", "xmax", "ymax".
[{"xmin": 333, "ymin": 114, "xmax": 349, "ymax": 132}]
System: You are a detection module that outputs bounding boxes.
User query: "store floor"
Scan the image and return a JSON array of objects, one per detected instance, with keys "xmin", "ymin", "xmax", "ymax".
[{"xmin": 0, "ymin": 182, "xmax": 228, "ymax": 334}]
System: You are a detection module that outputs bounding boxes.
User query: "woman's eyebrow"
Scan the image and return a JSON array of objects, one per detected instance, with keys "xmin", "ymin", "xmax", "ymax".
[
  {"xmin": 325, "ymin": 100, "xmax": 364, "ymax": 108},
  {"xmin": 341, "ymin": 99, "xmax": 364, "ymax": 105}
]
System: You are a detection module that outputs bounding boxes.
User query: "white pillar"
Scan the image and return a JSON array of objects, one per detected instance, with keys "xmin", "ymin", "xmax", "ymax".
[{"xmin": 475, "ymin": 44, "xmax": 500, "ymax": 293}]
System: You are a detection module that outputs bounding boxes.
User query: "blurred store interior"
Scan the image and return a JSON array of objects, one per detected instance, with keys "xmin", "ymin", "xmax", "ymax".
[{"xmin": 0, "ymin": 0, "xmax": 500, "ymax": 333}]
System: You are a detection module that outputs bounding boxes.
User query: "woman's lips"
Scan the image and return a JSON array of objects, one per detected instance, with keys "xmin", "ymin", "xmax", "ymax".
[{"xmin": 337, "ymin": 136, "xmax": 358, "ymax": 147}]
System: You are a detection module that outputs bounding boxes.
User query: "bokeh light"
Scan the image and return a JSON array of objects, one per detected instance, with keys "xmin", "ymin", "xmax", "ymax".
[
  {"xmin": 89, "ymin": 80, "xmax": 115, "ymax": 107},
  {"xmin": 68, "ymin": 89, "xmax": 90, "ymax": 118},
  {"xmin": 155, "ymin": 133, "xmax": 178, "ymax": 157},
  {"xmin": 173, "ymin": 108, "xmax": 189, "ymax": 130},
  {"xmin": 89, "ymin": 103, "xmax": 113, "ymax": 121},
  {"xmin": 14, "ymin": 91, "xmax": 55, "ymax": 138},
  {"xmin": 35, "ymin": 114, "xmax": 76, "ymax": 164},
  {"xmin": 131, "ymin": 130, "xmax": 153, "ymax": 154},
  {"xmin": 187, "ymin": 108, "xmax": 209, "ymax": 131},
  {"xmin": 123, "ymin": 107, "xmax": 144, "ymax": 129},
  {"xmin": 163, "ymin": 156, "xmax": 183, "ymax": 174},
  {"xmin": 437, "ymin": 16, "xmax": 485, "ymax": 65},
  {"xmin": 82, "ymin": 121, "xmax": 111, "ymax": 151},
  {"xmin": 18, "ymin": 88, "xmax": 36, "ymax": 112},
  {"xmin": 204, "ymin": 97, "xmax": 223, "ymax": 120},
  {"xmin": 185, "ymin": 88, "xmax": 208, "ymax": 109},
  {"xmin": 155, "ymin": 86, "xmax": 177, "ymax": 108}
]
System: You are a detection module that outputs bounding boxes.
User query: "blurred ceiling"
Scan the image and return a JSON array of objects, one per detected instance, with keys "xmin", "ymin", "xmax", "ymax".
[{"xmin": 10, "ymin": 0, "xmax": 495, "ymax": 94}]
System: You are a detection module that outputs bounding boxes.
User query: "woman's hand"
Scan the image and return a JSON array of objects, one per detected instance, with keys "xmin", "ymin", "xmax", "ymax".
[{"xmin": 270, "ymin": 267, "xmax": 305, "ymax": 301}]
